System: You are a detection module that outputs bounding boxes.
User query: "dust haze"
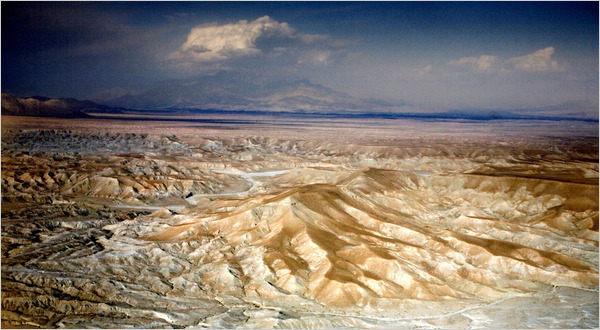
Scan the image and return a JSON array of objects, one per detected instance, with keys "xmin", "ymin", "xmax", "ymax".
[{"xmin": 1, "ymin": 113, "xmax": 598, "ymax": 328}]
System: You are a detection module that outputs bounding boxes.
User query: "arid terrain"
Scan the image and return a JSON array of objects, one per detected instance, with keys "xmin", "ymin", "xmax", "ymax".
[{"xmin": 1, "ymin": 114, "xmax": 598, "ymax": 328}]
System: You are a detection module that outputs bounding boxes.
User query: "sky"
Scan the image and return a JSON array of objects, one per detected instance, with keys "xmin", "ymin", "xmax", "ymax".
[{"xmin": 2, "ymin": 1, "xmax": 598, "ymax": 111}]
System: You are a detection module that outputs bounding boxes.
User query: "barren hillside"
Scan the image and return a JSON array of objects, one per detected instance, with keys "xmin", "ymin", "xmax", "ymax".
[{"xmin": 1, "ymin": 116, "xmax": 598, "ymax": 328}]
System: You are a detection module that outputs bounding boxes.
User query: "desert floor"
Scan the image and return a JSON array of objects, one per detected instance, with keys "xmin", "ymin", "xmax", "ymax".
[{"xmin": 1, "ymin": 114, "xmax": 598, "ymax": 328}]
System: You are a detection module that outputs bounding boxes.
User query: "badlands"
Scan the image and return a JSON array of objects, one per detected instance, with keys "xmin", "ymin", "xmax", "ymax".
[{"xmin": 1, "ymin": 113, "xmax": 598, "ymax": 328}]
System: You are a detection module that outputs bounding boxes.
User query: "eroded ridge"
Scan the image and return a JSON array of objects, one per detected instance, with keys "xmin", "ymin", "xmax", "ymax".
[{"xmin": 2, "ymin": 129, "xmax": 598, "ymax": 328}]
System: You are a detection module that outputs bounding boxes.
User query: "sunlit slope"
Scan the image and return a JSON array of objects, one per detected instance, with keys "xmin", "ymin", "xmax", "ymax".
[
  {"xmin": 146, "ymin": 166, "xmax": 598, "ymax": 308},
  {"xmin": 2, "ymin": 130, "xmax": 597, "ymax": 327}
]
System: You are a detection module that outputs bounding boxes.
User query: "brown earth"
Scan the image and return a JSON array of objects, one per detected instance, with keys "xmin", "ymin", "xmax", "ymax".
[{"xmin": 1, "ymin": 114, "xmax": 598, "ymax": 328}]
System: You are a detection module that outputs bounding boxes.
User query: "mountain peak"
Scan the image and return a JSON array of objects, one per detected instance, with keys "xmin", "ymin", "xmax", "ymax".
[{"xmin": 99, "ymin": 75, "xmax": 410, "ymax": 112}]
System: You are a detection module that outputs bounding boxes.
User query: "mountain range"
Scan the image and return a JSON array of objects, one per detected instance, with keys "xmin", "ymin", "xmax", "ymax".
[
  {"xmin": 1, "ymin": 93, "xmax": 106, "ymax": 118},
  {"xmin": 96, "ymin": 71, "xmax": 410, "ymax": 112},
  {"xmin": 2, "ymin": 71, "xmax": 597, "ymax": 120}
]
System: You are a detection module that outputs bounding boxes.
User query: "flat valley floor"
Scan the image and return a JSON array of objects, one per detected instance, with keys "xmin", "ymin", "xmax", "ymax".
[{"xmin": 1, "ymin": 113, "xmax": 598, "ymax": 328}]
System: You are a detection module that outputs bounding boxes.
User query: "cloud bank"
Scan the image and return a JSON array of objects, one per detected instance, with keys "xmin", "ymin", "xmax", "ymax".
[
  {"xmin": 450, "ymin": 55, "xmax": 497, "ymax": 71},
  {"xmin": 449, "ymin": 47, "xmax": 561, "ymax": 73},
  {"xmin": 509, "ymin": 47, "xmax": 560, "ymax": 72}
]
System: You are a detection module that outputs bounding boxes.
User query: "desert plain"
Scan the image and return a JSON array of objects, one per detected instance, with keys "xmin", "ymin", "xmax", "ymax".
[{"xmin": 1, "ymin": 113, "xmax": 598, "ymax": 328}]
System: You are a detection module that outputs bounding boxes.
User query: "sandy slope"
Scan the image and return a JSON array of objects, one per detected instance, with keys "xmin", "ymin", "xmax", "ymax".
[{"xmin": 1, "ymin": 122, "xmax": 598, "ymax": 328}]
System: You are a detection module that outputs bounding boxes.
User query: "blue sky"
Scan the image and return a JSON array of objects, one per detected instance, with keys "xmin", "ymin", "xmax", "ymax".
[{"xmin": 2, "ymin": 1, "xmax": 598, "ymax": 112}]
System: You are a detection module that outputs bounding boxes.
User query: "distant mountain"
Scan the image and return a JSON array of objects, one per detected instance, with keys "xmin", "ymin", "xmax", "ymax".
[
  {"xmin": 99, "ymin": 71, "xmax": 411, "ymax": 112},
  {"xmin": 1, "ymin": 93, "xmax": 123, "ymax": 117}
]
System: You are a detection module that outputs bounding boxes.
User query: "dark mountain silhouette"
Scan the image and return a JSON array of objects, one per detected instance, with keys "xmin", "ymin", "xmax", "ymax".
[{"xmin": 1, "ymin": 93, "xmax": 122, "ymax": 117}]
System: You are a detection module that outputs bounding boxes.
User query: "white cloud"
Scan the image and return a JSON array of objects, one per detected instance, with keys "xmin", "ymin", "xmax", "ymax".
[
  {"xmin": 448, "ymin": 47, "xmax": 562, "ymax": 73},
  {"xmin": 509, "ymin": 47, "xmax": 560, "ymax": 71},
  {"xmin": 450, "ymin": 55, "xmax": 496, "ymax": 71},
  {"xmin": 297, "ymin": 50, "xmax": 333, "ymax": 65},
  {"xmin": 169, "ymin": 16, "xmax": 294, "ymax": 62}
]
